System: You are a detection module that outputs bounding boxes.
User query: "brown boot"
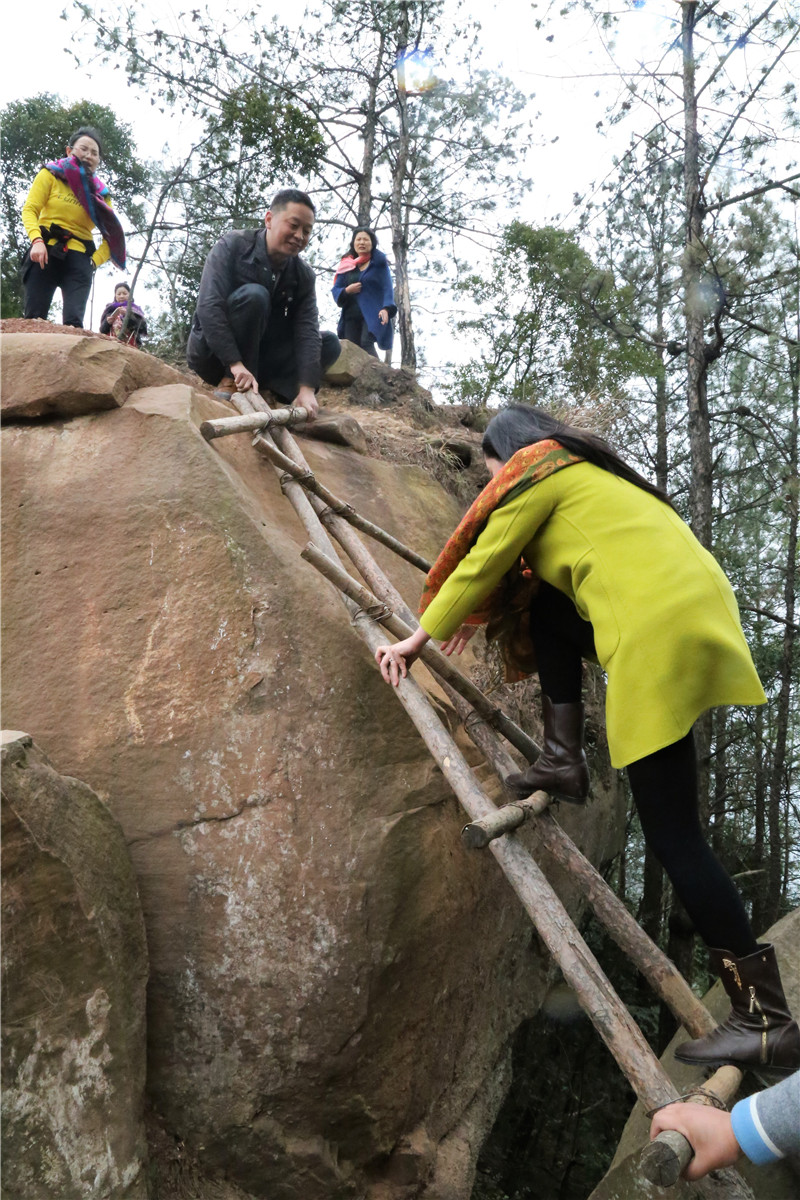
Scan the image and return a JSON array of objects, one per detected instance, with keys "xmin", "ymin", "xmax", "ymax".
[
  {"xmin": 505, "ymin": 696, "xmax": 589, "ymax": 804},
  {"xmin": 675, "ymin": 943, "xmax": 800, "ymax": 1073}
]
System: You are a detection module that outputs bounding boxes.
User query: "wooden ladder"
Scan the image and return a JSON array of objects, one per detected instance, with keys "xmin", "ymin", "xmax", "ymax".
[{"xmin": 202, "ymin": 397, "xmax": 757, "ymax": 1198}]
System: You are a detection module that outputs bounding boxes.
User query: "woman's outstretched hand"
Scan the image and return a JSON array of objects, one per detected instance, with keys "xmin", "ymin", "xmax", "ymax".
[
  {"xmin": 439, "ymin": 624, "xmax": 477, "ymax": 657},
  {"xmin": 375, "ymin": 626, "xmax": 431, "ymax": 687},
  {"xmin": 378, "ymin": 308, "xmax": 389, "ymax": 325}
]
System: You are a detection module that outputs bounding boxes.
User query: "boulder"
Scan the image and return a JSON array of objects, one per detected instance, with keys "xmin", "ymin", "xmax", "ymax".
[
  {"xmin": 590, "ymin": 907, "xmax": 800, "ymax": 1199},
  {"xmin": 347, "ymin": 361, "xmax": 436, "ymax": 418},
  {"xmin": 0, "ymin": 731, "xmax": 148, "ymax": 1200},
  {"xmin": 299, "ymin": 408, "xmax": 369, "ymax": 454},
  {"xmin": 324, "ymin": 339, "xmax": 376, "ymax": 386},
  {"xmin": 1, "ymin": 337, "xmax": 622, "ymax": 1199},
  {"xmin": 0, "ymin": 332, "xmax": 186, "ymax": 420}
]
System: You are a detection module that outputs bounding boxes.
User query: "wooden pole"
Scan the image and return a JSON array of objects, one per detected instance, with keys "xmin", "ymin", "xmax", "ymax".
[
  {"xmin": 199, "ymin": 408, "xmax": 308, "ymax": 440},
  {"xmin": 640, "ymin": 1065, "xmax": 743, "ymax": 1188},
  {"xmin": 226, "ymin": 391, "xmax": 678, "ymax": 1110},
  {"xmin": 299, "ymin": 541, "xmax": 541, "ymax": 764},
  {"xmin": 297, "ymin": 489, "xmax": 722, "ymax": 1043},
  {"xmin": 253, "ymin": 432, "xmax": 432, "ymax": 572},
  {"xmin": 354, "ymin": 612, "xmax": 681, "ymax": 1110},
  {"xmin": 534, "ymin": 811, "xmax": 718, "ymax": 1041},
  {"xmin": 461, "ymin": 794, "xmax": 552, "ymax": 848},
  {"xmin": 220, "ymin": 391, "xmax": 749, "ymax": 1195}
]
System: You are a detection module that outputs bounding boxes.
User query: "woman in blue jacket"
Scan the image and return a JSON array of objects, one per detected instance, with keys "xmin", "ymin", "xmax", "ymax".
[{"xmin": 332, "ymin": 228, "xmax": 396, "ymax": 358}]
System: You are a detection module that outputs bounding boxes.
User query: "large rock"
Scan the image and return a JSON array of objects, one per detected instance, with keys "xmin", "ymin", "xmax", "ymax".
[
  {"xmin": 347, "ymin": 361, "xmax": 436, "ymax": 418},
  {"xmin": 590, "ymin": 907, "xmax": 800, "ymax": 1199},
  {"xmin": 1, "ymin": 731, "xmax": 148, "ymax": 1200},
  {"xmin": 0, "ymin": 332, "xmax": 186, "ymax": 419},
  {"xmin": 324, "ymin": 338, "xmax": 376, "ymax": 385},
  {"xmin": 1, "ymin": 339, "xmax": 621, "ymax": 1199}
]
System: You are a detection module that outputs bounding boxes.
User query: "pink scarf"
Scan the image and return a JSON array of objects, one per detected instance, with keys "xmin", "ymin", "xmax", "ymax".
[{"xmin": 334, "ymin": 252, "xmax": 371, "ymax": 280}]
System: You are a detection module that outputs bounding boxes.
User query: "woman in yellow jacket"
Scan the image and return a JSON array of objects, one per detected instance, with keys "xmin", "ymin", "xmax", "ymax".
[
  {"xmin": 21, "ymin": 125, "xmax": 126, "ymax": 328},
  {"xmin": 376, "ymin": 404, "xmax": 799, "ymax": 1075}
]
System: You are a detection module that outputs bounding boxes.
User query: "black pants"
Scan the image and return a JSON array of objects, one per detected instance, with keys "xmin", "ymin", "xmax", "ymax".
[
  {"xmin": 187, "ymin": 283, "xmax": 341, "ymax": 401},
  {"xmin": 22, "ymin": 248, "xmax": 94, "ymax": 328},
  {"xmin": 339, "ymin": 302, "xmax": 378, "ymax": 357},
  {"xmin": 530, "ymin": 581, "xmax": 758, "ymax": 956}
]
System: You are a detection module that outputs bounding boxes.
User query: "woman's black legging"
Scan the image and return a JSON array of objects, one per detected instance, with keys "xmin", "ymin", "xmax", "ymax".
[{"xmin": 529, "ymin": 582, "xmax": 758, "ymax": 957}]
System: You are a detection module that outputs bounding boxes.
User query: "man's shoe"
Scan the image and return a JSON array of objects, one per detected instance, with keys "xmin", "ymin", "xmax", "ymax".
[
  {"xmin": 675, "ymin": 943, "xmax": 800, "ymax": 1073},
  {"xmin": 213, "ymin": 375, "xmax": 236, "ymax": 401},
  {"xmin": 505, "ymin": 696, "xmax": 589, "ymax": 804}
]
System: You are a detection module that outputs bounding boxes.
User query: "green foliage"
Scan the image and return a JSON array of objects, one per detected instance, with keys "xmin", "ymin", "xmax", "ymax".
[
  {"xmin": 0, "ymin": 93, "xmax": 150, "ymax": 316},
  {"xmin": 449, "ymin": 222, "xmax": 657, "ymax": 408},
  {"xmin": 214, "ymin": 85, "xmax": 324, "ymax": 176}
]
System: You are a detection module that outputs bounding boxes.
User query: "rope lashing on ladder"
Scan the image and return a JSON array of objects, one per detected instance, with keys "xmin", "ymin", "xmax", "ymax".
[
  {"xmin": 351, "ymin": 601, "xmax": 393, "ymax": 626},
  {"xmin": 645, "ymin": 1086, "xmax": 731, "ymax": 1119}
]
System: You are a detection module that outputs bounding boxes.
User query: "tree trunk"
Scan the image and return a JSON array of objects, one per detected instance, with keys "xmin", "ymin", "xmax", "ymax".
[
  {"xmin": 653, "ymin": 206, "xmax": 670, "ymax": 493},
  {"xmin": 639, "ymin": 847, "xmax": 664, "ymax": 949},
  {"xmin": 680, "ymin": 1, "xmax": 714, "ymax": 550},
  {"xmin": 751, "ymin": 702, "xmax": 768, "ymax": 933},
  {"xmin": 710, "ymin": 707, "xmax": 728, "ymax": 858},
  {"xmin": 356, "ymin": 32, "xmax": 384, "ymax": 226},
  {"xmin": 391, "ymin": 7, "xmax": 417, "ymax": 370},
  {"xmin": 765, "ymin": 340, "xmax": 799, "ymax": 925}
]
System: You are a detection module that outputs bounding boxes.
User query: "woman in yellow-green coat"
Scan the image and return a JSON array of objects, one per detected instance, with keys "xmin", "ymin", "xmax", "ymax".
[{"xmin": 375, "ymin": 404, "xmax": 799, "ymax": 1075}]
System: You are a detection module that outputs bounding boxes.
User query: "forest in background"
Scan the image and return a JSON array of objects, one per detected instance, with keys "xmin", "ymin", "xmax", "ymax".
[{"xmin": 2, "ymin": 2, "xmax": 798, "ymax": 1195}]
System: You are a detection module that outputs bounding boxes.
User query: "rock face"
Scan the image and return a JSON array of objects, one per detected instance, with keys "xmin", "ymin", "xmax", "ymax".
[
  {"xmin": 1, "ymin": 331, "xmax": 186, "ymax": 419},
  {"xmin": 1, "ymin": 331, "xmax": 622, "ymax": 1199},
  {"xmin": 347, "ymin": 361, "xmax": 436, "ymax": 417},
  {"xmin": 324, "ymin": 338, "xmax": 376, "ymax": 385},
  {"xmin": 1, "ymin": 732, "xmax": 148, "ymax": 1200},
  {"xmin": 590, "ymin": 908, "xmax": 800, "ymax": 1200}
]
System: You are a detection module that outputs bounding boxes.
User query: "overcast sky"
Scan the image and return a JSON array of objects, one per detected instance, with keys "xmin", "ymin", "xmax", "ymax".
[
  {"xmin": 5, "ymin": 0, "xmax": 677, "ymax": 211},
  {"xmin": 2, "ymin": 1, "xmax": 693, "ymax": 378}
]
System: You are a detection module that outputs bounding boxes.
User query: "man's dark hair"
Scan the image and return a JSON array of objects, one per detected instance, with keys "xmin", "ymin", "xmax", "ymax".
[
  {"xmin": 482, "ymin": 404, "xmax": 673, "ymax": 507},
  {"xmin": 67, "ymin": 126, "xmax": 103, "ymax": 156},
  {"xmin": 270, "ymin": 188, "xmax": 316, "ymax": 215}
]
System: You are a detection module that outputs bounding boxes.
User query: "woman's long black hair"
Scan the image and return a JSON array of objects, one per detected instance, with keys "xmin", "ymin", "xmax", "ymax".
[
  {"xmin": 348, "ymin": 226, "xmax": 377, "ymax": 255},
  {"xmin": 482, "ymin": 404, "xmax": 672, "ymax": 506}
]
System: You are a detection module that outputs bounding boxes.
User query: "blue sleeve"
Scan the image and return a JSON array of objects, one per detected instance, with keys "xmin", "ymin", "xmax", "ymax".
[
  {"xmin": 379, "ymin": 262, "xmax": 396, "ymax": 315},
  {"xmin": 731, "ymin": 1073, "xmax": 800, "ymax": 1164},
  {"xmin": 332, "ymin": 274, "xmax": 347, "ymax": 307}
]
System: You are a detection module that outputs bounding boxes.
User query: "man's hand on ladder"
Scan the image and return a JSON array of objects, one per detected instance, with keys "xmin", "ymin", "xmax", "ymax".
[
  {"xmin": 294, "ymin": 386, "xmax": 319, "ymax": 421},
  {"xmin": 230, "ymin": 361, "xmax": 258, "ymax": 393}
]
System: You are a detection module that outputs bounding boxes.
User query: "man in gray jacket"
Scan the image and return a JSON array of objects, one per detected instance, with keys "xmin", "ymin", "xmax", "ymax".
[{"xmin": 187, "ymin": 189, "xmax": 340, "ymax": 420}]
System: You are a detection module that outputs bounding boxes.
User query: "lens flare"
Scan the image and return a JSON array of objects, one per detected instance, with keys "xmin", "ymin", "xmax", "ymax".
[{"xmin": 396, "ymin": 48, "xmax": 440, "ymax": 95}]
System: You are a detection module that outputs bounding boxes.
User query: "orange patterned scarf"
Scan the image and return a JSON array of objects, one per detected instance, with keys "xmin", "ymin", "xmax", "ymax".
[{"xmin": 419, "ymin": 439, "xmax": 583, "ymax": 624}]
